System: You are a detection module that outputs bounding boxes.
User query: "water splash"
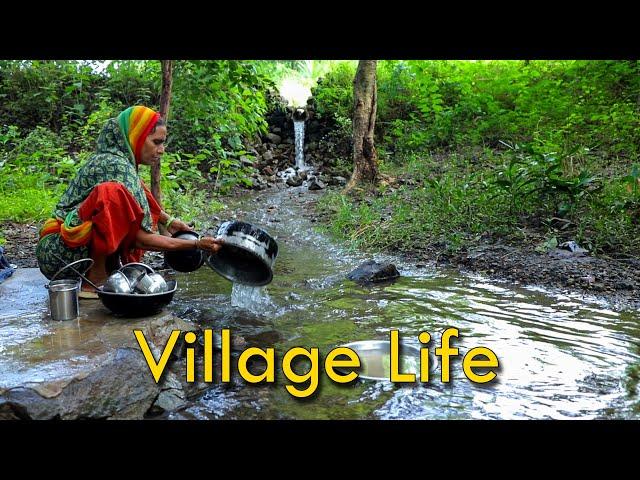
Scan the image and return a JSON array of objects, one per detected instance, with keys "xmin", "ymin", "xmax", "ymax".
[
  {"xmin": 294, "ymin": 119, "xmax": 305, "ymax": 169},
  {"xmin": 231, "ymin": 283, "xmax": 274, "ymax": 315}
]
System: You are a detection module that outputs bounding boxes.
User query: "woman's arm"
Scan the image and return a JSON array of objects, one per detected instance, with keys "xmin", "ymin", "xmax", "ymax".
[
  {"xmin": 135, "ymin": 229, "xmax": 223, "ymax": 253},
  {"xmin": 158, "ymin": 211, "xmax": 191, "ymax": 235},
  {"xmin": 158, "ymin": 211, "xmax": 171, "ymax": 225}
]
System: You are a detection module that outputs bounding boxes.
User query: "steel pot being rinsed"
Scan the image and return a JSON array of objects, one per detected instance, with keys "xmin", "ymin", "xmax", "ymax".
[
  {"xmin": 206, "ymin": 220, "xmax": 278, "ymax": 286},
  {"xmin": 164, "ymin": 230, "xmax": 205, "ymax": 273}
]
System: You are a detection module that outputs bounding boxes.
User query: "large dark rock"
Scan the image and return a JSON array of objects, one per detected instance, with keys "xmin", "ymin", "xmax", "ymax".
[
  {"xmin": 347, "ymin": 260, "xmax": 400, "ymax": 284},
  {"xmin": 265, "ymin": 133, "xmax": 282, "ymax": 145},
  {"xmin": 286, "ymin": 175, "xmax": 304, "ymax": 187},
  {"xmin": 307, "ymin": 176, "xmax": 325, "ymax": 190},
  {"xmin": 0, "ymin": 348, "xmax": 159, "ymax": 420}
]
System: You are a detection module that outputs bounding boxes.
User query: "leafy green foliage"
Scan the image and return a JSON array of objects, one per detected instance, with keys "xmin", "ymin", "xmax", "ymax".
[
  {"xmin": 315, "ymin": 60, "xmax": 640, "ymax": 159},
  {"xmin": 0, "ymin": 60, "xmax": 277, "ymax": 222},
  {"xmin": 311, "ymin": 62, "xmax": 357, "ymax": 126},
  {"xmin": 314, "ymin": 60, "xmax": 640, "ymax": 257}
]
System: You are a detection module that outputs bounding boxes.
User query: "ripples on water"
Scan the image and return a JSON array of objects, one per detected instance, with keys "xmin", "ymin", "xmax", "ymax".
[{"xmin": 168, "ymin": 189, "xmax": 640, "ymax": 420}]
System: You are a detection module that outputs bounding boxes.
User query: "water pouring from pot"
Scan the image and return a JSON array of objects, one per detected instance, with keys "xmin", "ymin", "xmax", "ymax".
[{"xmin": 164, "ymin": 221, "xmax": 278, "ymax": 287}]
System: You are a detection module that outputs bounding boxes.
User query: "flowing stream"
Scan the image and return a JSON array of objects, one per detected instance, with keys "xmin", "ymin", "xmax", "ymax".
[{"xmin": 164, "ymin": 187, "xmax": 640, "ymax": 419}]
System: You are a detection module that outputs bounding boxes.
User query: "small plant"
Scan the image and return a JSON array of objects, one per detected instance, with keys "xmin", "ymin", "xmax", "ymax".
[
  {"xmin": 0, "ymin": 124, "xmax": 20, "ymax": 150},
  {"xmin": 493, "ymin": 154, "xmax": 538, "ymax": 214},
  {"xmin": 535, "ymin": 148, "xmax": 600, "ymax": 217},
  {"xmin": 624, "ymin": 364, "xmax": 640, "ymax": 397},
  {"xmin": 535, "ymin": 236, "xmax": 558, "ymax": 253},
  {"xmin": 622, "ymin": 164, "xmax": 640, "ymax": 199},
  {"xmin": 492, "ymin": 141, "xmax": 600, "ymax": 219}
]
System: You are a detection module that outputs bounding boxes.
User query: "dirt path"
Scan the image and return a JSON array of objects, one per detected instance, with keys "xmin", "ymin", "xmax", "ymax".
[{"xmin": 0, "ymin": 221, "xmax": 39, "ymax": 268}]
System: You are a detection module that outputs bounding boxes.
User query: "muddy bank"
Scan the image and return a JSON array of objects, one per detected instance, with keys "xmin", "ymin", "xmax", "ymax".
[
  {"xmin": 303, "ymin": 192, "xmax": 640, "ymax": 312},
  {"xmin": 440, "ymin": 244, "xmax": 639, "ymax": 311},
  {"xmin": 0, "ymin": 221, "xmax": 39, "ymax": 269}
]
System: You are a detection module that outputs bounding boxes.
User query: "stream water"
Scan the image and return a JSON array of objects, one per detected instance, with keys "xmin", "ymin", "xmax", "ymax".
[{"xmin": 163, "ymin": 187, "xmax": 640, "ymax": 420}]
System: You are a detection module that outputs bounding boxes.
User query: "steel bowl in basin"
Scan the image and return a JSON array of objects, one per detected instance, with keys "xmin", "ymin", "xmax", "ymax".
[
  {"xmin": 98, "ymin": 280, "xmax": 177, "ymax": 317},
  {"xmin": 119, "ymin": 262, "xmax": 155, "ymax": 288},
  {"xmin": 102, "ymin": 271, "xmax": 133, "ymax": 293},
  {"xmin": 133, "ymin": 272, "xmax": 168, "ymax": 294},
  {"xmin": 164, "ymin": 230, "xmax": 205, "ymax": 273},
  {"xmin": 337, "ymin": 340, "xmax": 438, "ymax": 381},
  {"xmin": 206, "ymin": 221, "xmax": 278, "ymax": 286}
]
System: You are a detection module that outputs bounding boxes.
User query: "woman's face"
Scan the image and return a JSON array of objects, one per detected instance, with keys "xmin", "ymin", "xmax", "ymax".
[{"xmin": 139, "ymin": 125, "xmax": 167, "ymax": 166}]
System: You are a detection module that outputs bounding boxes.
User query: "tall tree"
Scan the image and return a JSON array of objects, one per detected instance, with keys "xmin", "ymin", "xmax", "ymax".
[
  {"xmin": 151, "ymin": 60, "xmax": 174, "ymax": 204},
  {"xmin": 346, "ymin": 60, "xmax": 378, "ymax": 191}
]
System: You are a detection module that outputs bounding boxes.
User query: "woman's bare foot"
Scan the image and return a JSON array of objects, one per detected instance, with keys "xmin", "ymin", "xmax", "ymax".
[
  {"xmin": 81, "ymin": 281, "xmax": 102, "ymax": 293},
  {"xmin": 81, "ymin": 267, "xmax": 107, "ymax": 299},
  {"xmin": 85, "ymin": 267, "xmax": 107, "ymax": 288},
  {"xmin": 79, "ymin": 281, "xmax": 101, "ymax": 299}
]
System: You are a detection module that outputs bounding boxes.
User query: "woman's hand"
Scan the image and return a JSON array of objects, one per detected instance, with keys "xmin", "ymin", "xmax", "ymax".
[
  {"xmin": 167, "ymin": 218, "xmax": 192, "ymax": 235},
  {"xmin": 196, "ymin": 237, "xmax": 224, "ymax": 254},
  {"xmin": 135, "ymin": 229, "xmax": 224, "ymax": 254}
]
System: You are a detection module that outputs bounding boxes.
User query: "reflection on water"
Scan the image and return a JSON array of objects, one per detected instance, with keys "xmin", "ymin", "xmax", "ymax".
[
  {"xmin": 166, "ymin": 189, "xmax": 640, "ymax": 420},
  {"xmin": 356, "ymin": 351, "xmax": 420, "ymax": 380}
]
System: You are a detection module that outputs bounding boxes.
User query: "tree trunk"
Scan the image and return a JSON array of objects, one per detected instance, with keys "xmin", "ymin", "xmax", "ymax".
[
  {"xmin": 152, "ymin": 60, "xmax": 174, "ymax": 205},
  {"xmin": 346, "ymin": 60, "xmax": 378, "ymax": 191}
]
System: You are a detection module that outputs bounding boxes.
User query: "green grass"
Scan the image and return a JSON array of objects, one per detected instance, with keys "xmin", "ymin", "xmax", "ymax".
[
  {"xmin": 317, "ymin": 152, "xmax": 640, "ymax": 258},
  {"xmin": 0, "ymin": 169, "xmax": 228, "ymax": 228},
  {"xmin": 163, "ymin": 187, "xmax": 227, "ymax": 225},
  {"xmin": 0, "ymin": 189, "xmax": 58, "ymax": 222}
]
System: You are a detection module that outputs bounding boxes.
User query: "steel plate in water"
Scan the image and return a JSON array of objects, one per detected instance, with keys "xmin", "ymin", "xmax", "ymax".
[{"xmin": 338, "ymin": 340, "xmax": 437, "ymax": 381}]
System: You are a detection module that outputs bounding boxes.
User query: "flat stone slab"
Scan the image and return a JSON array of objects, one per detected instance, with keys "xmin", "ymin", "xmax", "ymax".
[{"xmin": 0, "ymin": 269, "xmax": 196, "ymax": 419}]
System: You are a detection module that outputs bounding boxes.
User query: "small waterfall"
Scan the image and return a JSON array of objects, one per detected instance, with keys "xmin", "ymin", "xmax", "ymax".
[
  {"xmin": 294, "ymin": 119, "xmax": 306, "ymax": 169},
  {"xmin": 231, "ymin": 283, "xmax": 273, "ymax": 314}
]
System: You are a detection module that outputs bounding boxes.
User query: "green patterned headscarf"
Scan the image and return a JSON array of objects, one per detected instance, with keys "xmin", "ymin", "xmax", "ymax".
[{"xmin": 53, "ymin": 117, "xmax": 153, "ymax": 232}]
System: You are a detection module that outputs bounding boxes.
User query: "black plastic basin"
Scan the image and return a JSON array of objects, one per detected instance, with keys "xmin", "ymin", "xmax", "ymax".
[{"xmin": 98, "ymin": 280, "xmax": 178, "ymax": 317}]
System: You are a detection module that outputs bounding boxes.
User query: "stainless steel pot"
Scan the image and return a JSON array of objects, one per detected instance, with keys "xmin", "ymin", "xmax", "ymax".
[
  {"xmin": 164, "ymin": 230, "xmax": 205, "ymax": 273},
  {"xmin": 47, "ymin": 279, "xmax": 80, "ymax": 321},
  {"xmin": 103, "ymin": 271, "xmax": 133, "ymax": 293},
  {"xmin": 206, "ymin": 220, "xmax": 278, "ymax": 286},
  {"xmin": 337, "ymin": 340, "xmax": 438, "ymax": 381},
  {"xmin": 119, "ymin": 262, "xmax": 155, "ymax": 289},
  {"xmin": 134, "ymin": 272, "xmax": 168, "ymax": 294},
  {"xmin": 46, "ymin": 258, "xmax": 94, "ymax": 321}
]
